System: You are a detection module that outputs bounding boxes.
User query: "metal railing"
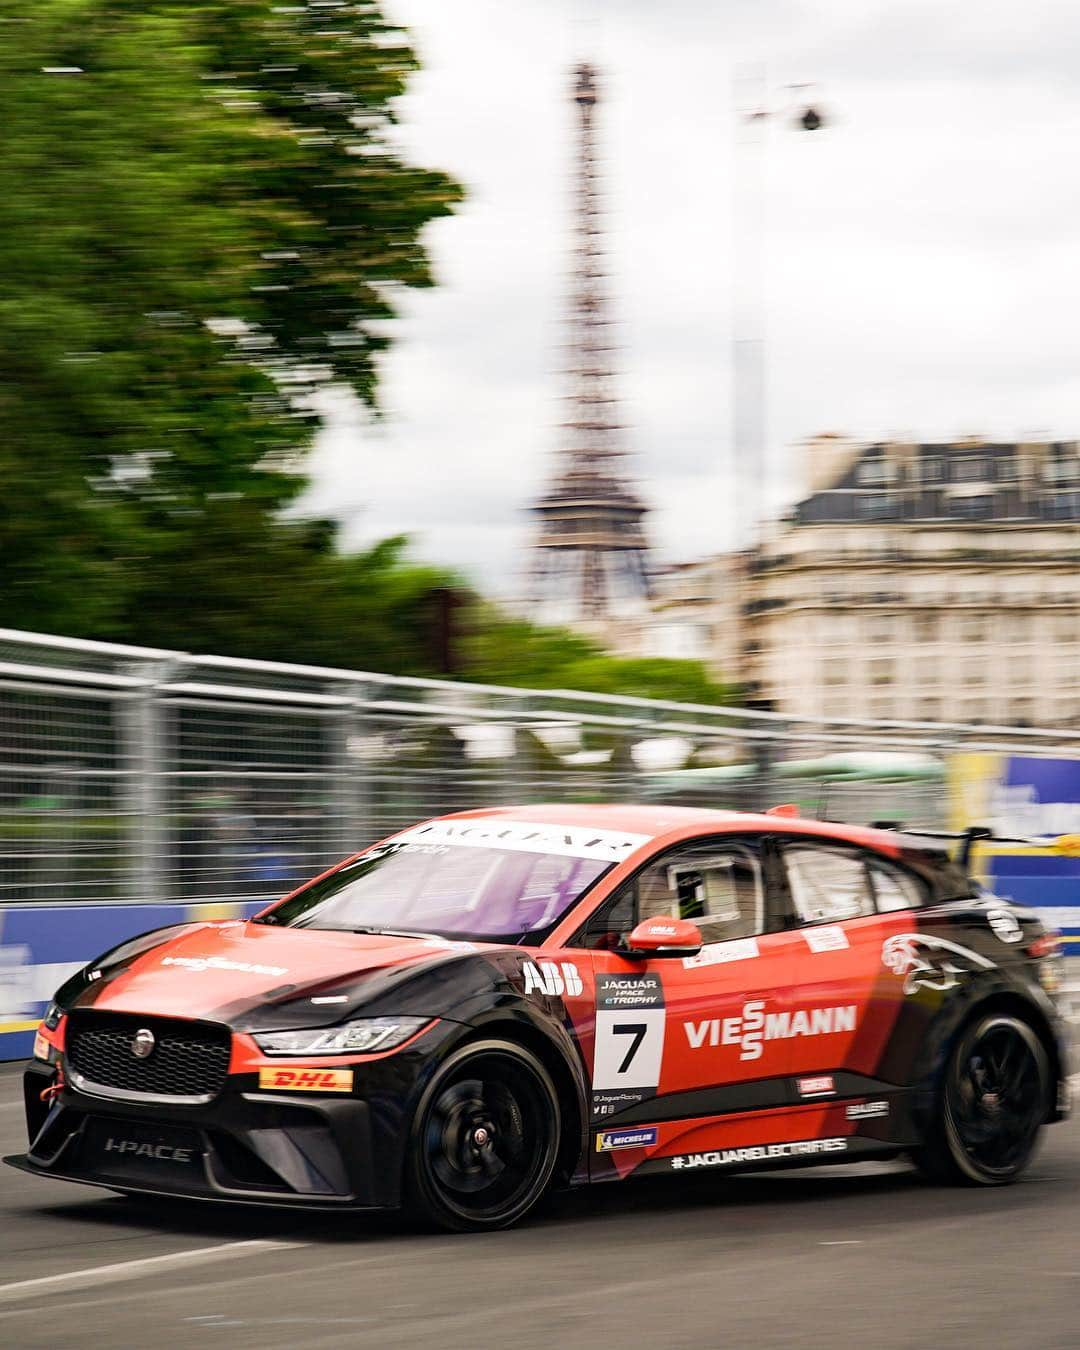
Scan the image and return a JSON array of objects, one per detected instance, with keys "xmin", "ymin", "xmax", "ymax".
[{"xmin": 1, "ymin": 626, "xmax": 1078, "ymax": 907}]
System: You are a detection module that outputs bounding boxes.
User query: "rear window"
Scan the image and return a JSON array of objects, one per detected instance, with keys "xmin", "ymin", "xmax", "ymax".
[{"xmin": 785, "ymin": 846, "xmax": 875, "ymax": 923}]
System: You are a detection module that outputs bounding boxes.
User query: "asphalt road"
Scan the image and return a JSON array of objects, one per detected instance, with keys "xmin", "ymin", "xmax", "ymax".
[{"xmin": 2, "ymin": 1060, "xmax": 1079, "ymax": 1350}]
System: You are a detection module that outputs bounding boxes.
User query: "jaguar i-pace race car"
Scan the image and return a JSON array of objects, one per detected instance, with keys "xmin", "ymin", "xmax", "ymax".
[{"xmin": 7, "ymin": 805, "xmax": 1070, "ymax": 1230}]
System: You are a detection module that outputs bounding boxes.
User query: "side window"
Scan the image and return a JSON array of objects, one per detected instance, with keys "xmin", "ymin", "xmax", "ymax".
[
  {"xmin": 785, "ymin": 846, "xmax": 874, "ymax": 924},
  {"xmin": 579, "ymin": 884, "xmax": 636, "ymax": 951},
  {"xmin": 637, "ymin": 842, "xmax": 764, "ymax": 945},
  {"xmin": 868, "ymin": 858, "xmax": 925, "ymax": 912}
]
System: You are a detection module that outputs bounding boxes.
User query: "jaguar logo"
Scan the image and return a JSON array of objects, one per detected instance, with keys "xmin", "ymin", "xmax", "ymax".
[
  {"xmin": 882, "ymin": 933, "xmax": 993, "ymax": 995},
  {"xmin": 131, "ymin": 1028, "xmax": 156, "ymax": 1059}
]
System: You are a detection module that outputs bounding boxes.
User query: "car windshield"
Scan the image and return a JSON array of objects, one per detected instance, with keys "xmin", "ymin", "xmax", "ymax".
[{"xmin": 257, "ymin": 818, "xmax": 643, "ymax": 943}]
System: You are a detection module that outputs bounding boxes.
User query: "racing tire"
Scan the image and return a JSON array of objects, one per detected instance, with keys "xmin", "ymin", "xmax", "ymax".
[
  {"xmin": 404, "ymin": 1039, "xmax": 561, "ymax": 1232},
  {"xmin": 914, "ymin": 1013, "xmax": 1050, "ymax": 1186}
]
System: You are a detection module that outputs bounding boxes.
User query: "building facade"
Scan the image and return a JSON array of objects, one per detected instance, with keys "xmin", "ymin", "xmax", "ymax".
[
  {"xmin": 643, "ymin": 555, "xmax": 748, "ymax": 681},
  {"xmin": 650, "ymin": 437, "xmax": 1080, "ymax": 726}
]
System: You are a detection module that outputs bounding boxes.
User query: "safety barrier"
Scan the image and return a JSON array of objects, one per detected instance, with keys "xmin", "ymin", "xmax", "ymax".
[{"xmin": 2, "ymin": 627, "xmax": 1079, "ymax": 1058}]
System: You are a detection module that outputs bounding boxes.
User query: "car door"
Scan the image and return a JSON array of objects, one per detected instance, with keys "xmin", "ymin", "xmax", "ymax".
[
  {"xmin": 575, "ymin": 835, "xmax": 799, "ymax": 1146},
  {"xmin": 777, "ymin": 838, "xmax": 923, "ymax": 1095}
]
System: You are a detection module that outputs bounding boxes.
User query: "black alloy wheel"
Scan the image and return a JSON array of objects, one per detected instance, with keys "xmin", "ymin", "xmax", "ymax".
[
  {"xmin": 920, "ymin": 1013, "xmax": 1049, "ymax": 1186},
  {"xmin": 406, "ymin": 1040, "xmax": 561, "ymax": 1231}
]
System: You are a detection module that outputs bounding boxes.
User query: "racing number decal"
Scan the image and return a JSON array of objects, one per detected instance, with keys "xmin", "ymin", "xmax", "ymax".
[
  {"xmin": 592, "ymin": 973, "xmax": 665, "ymax": 1119},
  {"xmin": 613, "ymin": 1023, "xmax": 648, "ymax": 1073}
]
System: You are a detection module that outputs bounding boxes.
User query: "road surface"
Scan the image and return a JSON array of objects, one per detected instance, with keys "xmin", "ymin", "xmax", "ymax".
[{"xmin": 0, "ymin": 1059, "xmax": 1078, "ymax": 1349}]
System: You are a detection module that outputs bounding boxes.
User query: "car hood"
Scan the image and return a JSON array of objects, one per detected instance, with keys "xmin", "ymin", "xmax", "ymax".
[{"xmin": 61, "ymin": 920, "xmax": 491, "ymax": 1026}]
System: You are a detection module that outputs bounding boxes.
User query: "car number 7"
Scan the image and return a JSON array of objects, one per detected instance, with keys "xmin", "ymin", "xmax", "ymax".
[{"xmin": 613, "ymin": 1023, "xmax": 648, "ymax": 1074}]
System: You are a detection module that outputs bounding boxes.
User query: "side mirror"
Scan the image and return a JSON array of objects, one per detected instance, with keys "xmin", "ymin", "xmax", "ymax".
[{"xmin": 618, "ymin": 917, "xmax": 703, "ymax": 960}]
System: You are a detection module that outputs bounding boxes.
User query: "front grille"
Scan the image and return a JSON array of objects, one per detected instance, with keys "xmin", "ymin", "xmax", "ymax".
[{"xmin": 66, "ymin": 1012, "xmax": 231, "ymax": 1100}]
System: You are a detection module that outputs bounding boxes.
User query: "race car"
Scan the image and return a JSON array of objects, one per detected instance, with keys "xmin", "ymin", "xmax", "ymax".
[{"xmin": 6, "ymin": 804, "xmax": 1069, "ymax": 1231}]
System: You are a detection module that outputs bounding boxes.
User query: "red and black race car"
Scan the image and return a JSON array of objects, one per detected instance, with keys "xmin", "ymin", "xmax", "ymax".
[{"xmin": 7, "ymin": 805, "xmax": 1070, "ymax": 1230}]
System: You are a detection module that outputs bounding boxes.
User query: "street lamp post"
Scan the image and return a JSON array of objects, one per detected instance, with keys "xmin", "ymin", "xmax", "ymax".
[{"xmin": 731, "ymin": 68, "xmax": 827, "ymax": 552}]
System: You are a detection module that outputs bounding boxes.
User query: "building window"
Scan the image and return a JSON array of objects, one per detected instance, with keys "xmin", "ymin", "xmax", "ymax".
[
  {"xmin": 870, "ymin": 699, "xmax": 891, "ymax": 720},
  {"xmin": 952, "ymin": 494, "xmax": 993, "ymax": 519},
  {"xmin": 823, "ymin": 658, "xmax": 846, "ymax": 687},
  {"xmin": 922, "ymin": 456, "xmax": 945, "ymax": 483},
  {"xmin": 1045, "ymin": 456, "xmax": 1079, "ymax": 484},
  {"xmin": 1054, "ymin": 616, "xmax": 1076, "ymax": 643},
  {"xmin": 858, "ymin": 493, "xmax": 895, "ymax": 520},
  {"xmin": 964, "ymin": 662, "xmax": 984, "ymax": 686},
  {"xmin": 1010, "ymin": 700, "xmax": 1034, "ymax": 725},
  {"xmin": 920, "ymin": 699, "xmax": 941, "ymax": 720},
  {"xmin": 864, "ymin": 614, "xmax": 892, "ymax": 641},
  {"xmin": 1048, "ymin": 490, "xmax": 1080, "ymax": 518},
  {"xmin": 914, "ymin": 613, "xmax": 938, "ymax": 641},
  {"xmin": 856, "ymin": 458, "xmax": 891, "ymax": 485},
  {"xmin": 996, "ymin": 456, "xmax": 1018, "ymax": 481},
  {"xmin": 955, "ymin": 457, "xmax": 987, "ymax": 481},
  {"xmin": 869, "ymin": 658, "xmax": 894, "ymax": 686},
  {"xmin": 959, "ymin": 615, "xmax": 985, "ymax": 641}
]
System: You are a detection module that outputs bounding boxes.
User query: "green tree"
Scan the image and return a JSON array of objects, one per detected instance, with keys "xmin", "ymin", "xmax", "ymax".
[
  {"xmin": 461, "ymin": 607, "xmax": 736, "ymax": 705},
  {"xmin": 0, "ymin": 1, "xmax": 460, "ymax": 663}
]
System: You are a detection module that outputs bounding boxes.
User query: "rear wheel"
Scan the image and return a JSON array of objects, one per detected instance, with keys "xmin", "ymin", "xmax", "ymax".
[
  {"xmin": 405, "ymin": 1040, "xmax": 561, "ymax": 1232},
  {"xmin": 916, "ymin": 1013, "xmax": 1049, "ymax": 1186}
]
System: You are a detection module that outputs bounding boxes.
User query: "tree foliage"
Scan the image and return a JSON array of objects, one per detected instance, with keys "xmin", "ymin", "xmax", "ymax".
[
  {"xmin": 0, "ymin": 4, "xmax": 733, "ymax": 706},
  {"xmin": 0, "ymin": 1, "xmax": 460, "ymax": 659},
  {"xmin": 462, "ymin": 608, "xmax": 735, "ymax": 705}
]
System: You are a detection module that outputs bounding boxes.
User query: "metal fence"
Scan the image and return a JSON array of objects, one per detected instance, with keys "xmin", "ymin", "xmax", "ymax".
[{"xmin": 3, "ymin": 626, "xmax": 1080, "ymax": 907}]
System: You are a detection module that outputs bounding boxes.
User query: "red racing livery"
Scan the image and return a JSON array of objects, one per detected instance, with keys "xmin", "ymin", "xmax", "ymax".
[{"xmin": 8, "ymin": 804, "xmax": 1070, "ymax": 1229}]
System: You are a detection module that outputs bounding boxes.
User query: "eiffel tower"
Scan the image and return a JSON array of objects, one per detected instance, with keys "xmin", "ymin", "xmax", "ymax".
[{"xmin": 528, "ymin": 63, "xmax": 650, "ymax": 627}]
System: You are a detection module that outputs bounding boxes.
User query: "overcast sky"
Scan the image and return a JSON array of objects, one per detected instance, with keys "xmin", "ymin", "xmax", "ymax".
[{"xmin": 300, "ymin": 0, "xmax": 1080, "ymax": 593}]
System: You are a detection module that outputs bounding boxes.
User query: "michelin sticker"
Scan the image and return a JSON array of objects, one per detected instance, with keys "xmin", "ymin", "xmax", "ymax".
[
  {"xmin": 592, "ymin": 972, "xmax": 666, "ymax": 1120},
  {"xmin": 596, "ymin": 1126, "xmax": 659, "ymax": 1152}
]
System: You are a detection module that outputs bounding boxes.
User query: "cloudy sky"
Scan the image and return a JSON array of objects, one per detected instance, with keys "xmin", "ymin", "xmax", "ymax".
[{"xmin": 301, "ymin": 0, "xmax": 1080, "ymax": 593}]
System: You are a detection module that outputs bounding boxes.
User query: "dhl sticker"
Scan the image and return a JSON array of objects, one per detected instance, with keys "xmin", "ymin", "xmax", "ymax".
[{"xmin": 258, "ymin": 1067, "xmax": 354, "ymax": 1093}]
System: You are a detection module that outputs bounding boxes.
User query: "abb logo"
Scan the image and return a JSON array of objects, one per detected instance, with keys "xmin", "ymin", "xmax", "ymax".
[
  {"xmin": 522, "ymin": 961, "xmax": 584, "ymax": 998},
  {"xmin": 257, "ymin": 1068, "xmax": 354, "ymax": 1093}
]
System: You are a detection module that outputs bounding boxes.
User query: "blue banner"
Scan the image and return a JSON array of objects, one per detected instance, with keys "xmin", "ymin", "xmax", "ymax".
[{"xmin": 0, "ymin": 900, "xmax": 263, "ymax": 1061}]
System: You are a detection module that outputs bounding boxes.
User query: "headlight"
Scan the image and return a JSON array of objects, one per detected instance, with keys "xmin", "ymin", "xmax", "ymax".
[
  {"xmin": 42, "ymin": 1001, "xmax": 62, "ymax": 1031},
  {"xmin": 252, "ymin": 1017, "xmax": 430, "ymax": 1056}
]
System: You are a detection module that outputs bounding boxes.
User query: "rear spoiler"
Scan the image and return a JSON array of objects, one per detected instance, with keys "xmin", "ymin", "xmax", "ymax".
[{"xmin": 869, "ymin": 823, "xmax": 1080, "ymax": 871}]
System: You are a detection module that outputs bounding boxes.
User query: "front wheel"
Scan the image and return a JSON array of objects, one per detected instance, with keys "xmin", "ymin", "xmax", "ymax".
[
  {"xmin": 915, "ymin": 1013, "xmax": 1049, "ymax": 1186},
  {"xmin": 404, "ymin": 1040, "xmax": 561, "ymax": 1232}
]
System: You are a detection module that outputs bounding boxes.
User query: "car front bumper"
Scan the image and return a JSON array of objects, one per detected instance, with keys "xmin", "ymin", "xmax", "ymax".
[{"xmin": 5, "ymin": 1056, "xmax": 423, "ymax": 1211}]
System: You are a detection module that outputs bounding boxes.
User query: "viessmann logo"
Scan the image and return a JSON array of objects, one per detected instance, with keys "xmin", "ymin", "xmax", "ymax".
[{"xmin": 684, "ymin": 1000, "xmax": 857, "ymax": 1062}]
